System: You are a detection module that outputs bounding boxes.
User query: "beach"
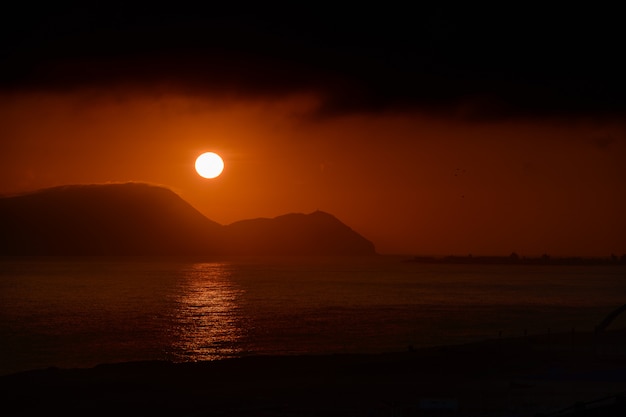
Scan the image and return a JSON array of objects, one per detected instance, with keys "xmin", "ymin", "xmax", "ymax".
[{"xmin": 2, "ymin": 330, "xmax": 626, "ymax": 416}]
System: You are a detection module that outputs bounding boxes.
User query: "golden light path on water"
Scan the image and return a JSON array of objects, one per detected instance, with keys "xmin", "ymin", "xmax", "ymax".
[{"xmin": 168, "ymin": 263, "xmax": 246, "ymax": 362}]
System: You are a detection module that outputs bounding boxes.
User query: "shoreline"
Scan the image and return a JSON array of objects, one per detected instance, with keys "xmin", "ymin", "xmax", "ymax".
[
  {"xmin": 406, "ymin": 255, "xmax": 626, "ymax": 266},
  {"xmin": 2, "ymin": 330, "xmax": 626, "ymax": 416}
]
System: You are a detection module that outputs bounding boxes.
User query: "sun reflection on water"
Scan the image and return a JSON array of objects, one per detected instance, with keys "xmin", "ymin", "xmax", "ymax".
[{"xmin": 167, "ymin": 262, "xmax": 246, "ymax": 362}]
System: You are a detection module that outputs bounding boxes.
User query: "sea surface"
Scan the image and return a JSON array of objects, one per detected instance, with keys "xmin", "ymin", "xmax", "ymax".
[{"xmin": 1, "ymin": 256, "xmax": 625, "ymax": 375}]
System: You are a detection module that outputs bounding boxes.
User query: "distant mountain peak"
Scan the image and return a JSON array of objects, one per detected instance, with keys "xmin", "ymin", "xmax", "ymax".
[
  {"xmin": 0, "ymin": 182, "xmax": 222, "ymax": 255},
  {"xmin": 224, "ymin": 210, "xmax": 375, "ymax": 256}
]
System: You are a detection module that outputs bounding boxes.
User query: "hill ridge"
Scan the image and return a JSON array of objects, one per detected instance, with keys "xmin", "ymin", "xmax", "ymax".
[{"xmin": 0, "ymin": 182, "xmax": 376, "ymax": 256}]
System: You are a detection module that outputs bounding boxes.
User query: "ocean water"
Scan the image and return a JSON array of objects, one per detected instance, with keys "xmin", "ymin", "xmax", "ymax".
[{"xmin": 1, "ymin": 256, "xmax": 625, "ymax": 375}]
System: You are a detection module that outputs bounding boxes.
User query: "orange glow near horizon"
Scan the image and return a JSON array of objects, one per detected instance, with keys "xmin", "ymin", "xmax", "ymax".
[{"xmin": 1, "ymin": 91, "xmax": 625, "ymax": 257}]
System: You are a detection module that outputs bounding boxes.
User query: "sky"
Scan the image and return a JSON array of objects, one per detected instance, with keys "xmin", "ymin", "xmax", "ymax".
[{"xmin": 1, "ymin": 4, "xmax": 625, "ymax": 256}]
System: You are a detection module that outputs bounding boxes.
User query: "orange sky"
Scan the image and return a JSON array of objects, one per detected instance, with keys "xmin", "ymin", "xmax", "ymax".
[
  {"xmin": 1, "ymin": 91, "xmax": 624, "ymax": 256},
  {"xmin": 2, "ymin": 5, "xmax": 625, "ymax": 256}
]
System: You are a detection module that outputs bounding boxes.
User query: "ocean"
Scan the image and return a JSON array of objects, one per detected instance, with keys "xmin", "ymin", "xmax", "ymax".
[{"xmin": 1, "ymin": 256, "xmax": 625, "ymax": 376}]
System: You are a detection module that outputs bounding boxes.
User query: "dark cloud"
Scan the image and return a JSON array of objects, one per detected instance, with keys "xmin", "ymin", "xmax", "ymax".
[{"xmin": 2, "ymin": 4, "xmax": 625, "ymax": 120}]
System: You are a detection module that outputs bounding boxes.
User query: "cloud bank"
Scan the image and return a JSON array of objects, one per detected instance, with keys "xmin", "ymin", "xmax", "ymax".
[{"xmin": 2, "ymin": 4, "xmax": 625, "ymax": 121}]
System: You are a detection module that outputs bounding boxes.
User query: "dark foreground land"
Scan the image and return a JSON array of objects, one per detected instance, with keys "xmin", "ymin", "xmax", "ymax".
[{"xmin": 2, "ymin": 331, "xmax": 626, "ymax": 417}]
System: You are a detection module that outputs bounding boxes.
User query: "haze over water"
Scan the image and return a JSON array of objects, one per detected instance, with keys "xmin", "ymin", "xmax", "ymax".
[{"xmin": 1, "ymin": 256, "xmax": 625, "ymax": 376}]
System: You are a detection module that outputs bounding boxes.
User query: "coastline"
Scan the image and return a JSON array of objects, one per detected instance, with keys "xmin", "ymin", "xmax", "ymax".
[
  {"xmin": 406, "ymin": 254, "xmax": 626, "ymax": 266},
  {"xmin": 2, "ymin": 330, "xmax": 626, "ymax": 416}
]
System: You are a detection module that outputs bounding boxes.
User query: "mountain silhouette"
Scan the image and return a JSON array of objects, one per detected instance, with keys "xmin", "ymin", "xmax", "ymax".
[
  {"xmin": 224, "ymin": 211, "xmax": 376, "ymax": 255},
  {"xmin": 0, "ymin": 183, "xmax": 376, "ymax": 256}
]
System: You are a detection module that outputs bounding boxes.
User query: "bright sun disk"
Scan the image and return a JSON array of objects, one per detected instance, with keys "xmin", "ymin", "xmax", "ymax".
[{"xmin": 195, "ymin": 152, "xmax": 224, "ymax": 179}]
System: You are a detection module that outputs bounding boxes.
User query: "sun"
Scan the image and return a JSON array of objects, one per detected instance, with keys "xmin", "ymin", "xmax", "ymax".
[{"xmin": 195, "ymin": 152, "xmax": 224, "ymax": 179}]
